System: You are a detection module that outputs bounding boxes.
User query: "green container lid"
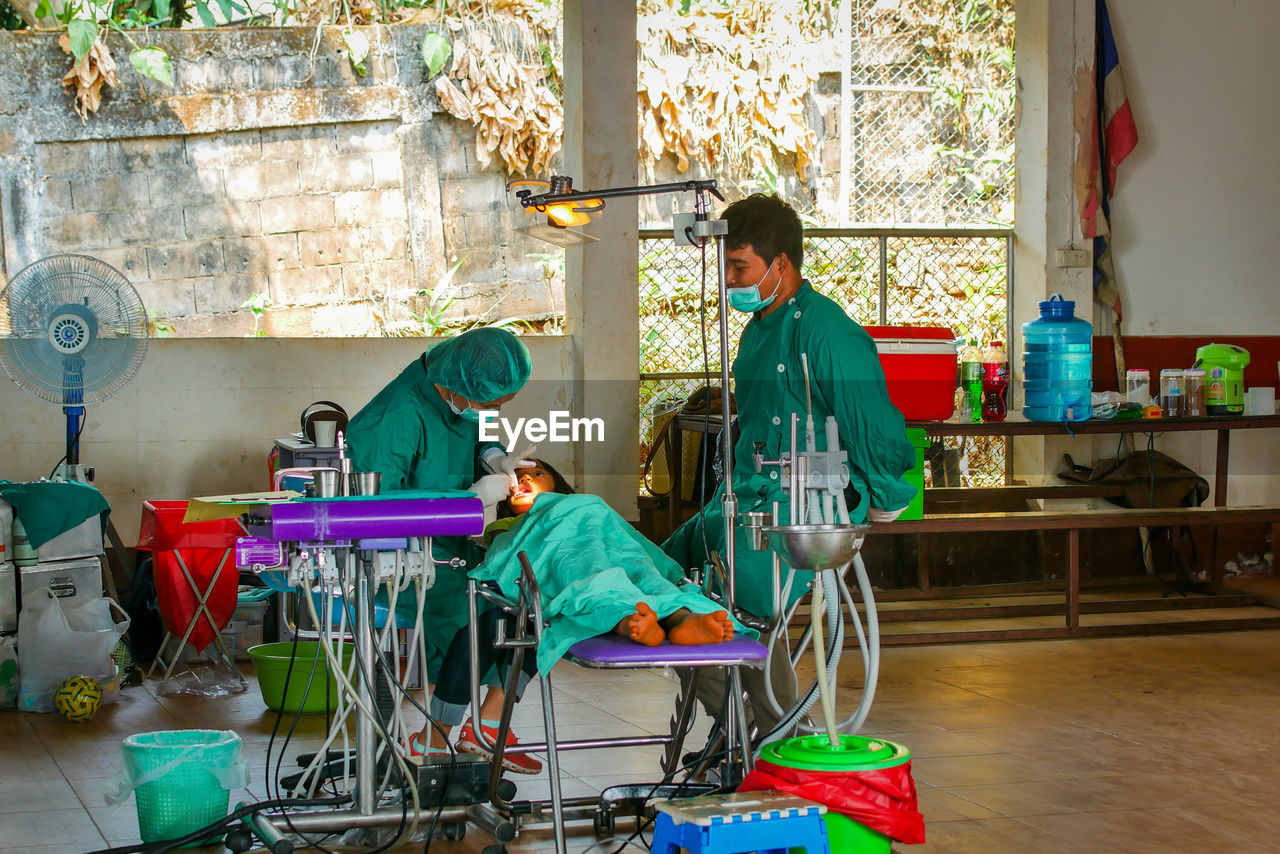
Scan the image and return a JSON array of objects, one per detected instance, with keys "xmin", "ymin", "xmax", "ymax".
[
  {"xmin": 758, "ymin": 734, "xmax": 912, "ymax": 772},
  {"xmin": 1195, "ymin": 343, "xmax": 1251, "ymax": 368}
]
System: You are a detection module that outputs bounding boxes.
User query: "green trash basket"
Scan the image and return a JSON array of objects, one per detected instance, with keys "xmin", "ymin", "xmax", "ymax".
[{"xmin": 118, "ymin": 729, "xmax": 246, "ymax": 845}]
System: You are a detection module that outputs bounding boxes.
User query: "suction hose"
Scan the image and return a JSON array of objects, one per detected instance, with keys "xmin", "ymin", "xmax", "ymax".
[{"xmin": 755, "ymin": 566, "xmax": 845, "ymax": 752}]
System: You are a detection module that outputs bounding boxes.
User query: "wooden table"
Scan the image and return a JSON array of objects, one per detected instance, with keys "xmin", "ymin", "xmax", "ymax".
[
  {"xmin": 907, "ymin": 412, "xmax": 1280, "ymax": 507},
  {"xmin": 878, "ymin": 414, "xmax": 1280, "ymax": 642},
  {"xmin": 667, "ymin": 411, "xmax": 1280, "ymax": 642}
]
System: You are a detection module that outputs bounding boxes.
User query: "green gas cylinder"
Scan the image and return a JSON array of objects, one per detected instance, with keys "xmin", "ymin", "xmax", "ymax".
[{"xmin": 1194, "ymin": 343, "xmax": 1250, "ymax": 415}]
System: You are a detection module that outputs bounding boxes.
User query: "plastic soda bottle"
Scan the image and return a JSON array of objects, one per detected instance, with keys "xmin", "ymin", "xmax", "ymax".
[
  {"xmin": 961, "ymin": 339, "xmax": 982, "ymax": 423},
  {"xmin": 981, "ymin": 340, "xmax": 1009, "ymax": 422}
]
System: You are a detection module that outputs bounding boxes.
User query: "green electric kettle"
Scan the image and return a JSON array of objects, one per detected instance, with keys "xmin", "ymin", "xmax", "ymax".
[{"xmin": 1193, "ymin": 343, "xmax": 1250, "ymax": 415}]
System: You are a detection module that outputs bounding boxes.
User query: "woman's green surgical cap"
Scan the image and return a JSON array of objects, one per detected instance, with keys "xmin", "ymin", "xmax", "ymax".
[{"xmin": 423, "ymin": 327, "xmax": 532, "ymax": 403}]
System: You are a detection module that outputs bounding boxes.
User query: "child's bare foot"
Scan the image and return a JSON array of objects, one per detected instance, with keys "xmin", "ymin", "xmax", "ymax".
[
  {"xmin": 668, "ymin": 610, "xmax": 734, "ymax": 645},
  {"xmin": 615, "ymin": 602, "xmax": 665, "ymax": 646}
]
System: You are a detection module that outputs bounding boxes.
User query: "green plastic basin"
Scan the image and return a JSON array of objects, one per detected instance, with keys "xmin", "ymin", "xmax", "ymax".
[{"xmin": 247, "ymin": 641, "xmax": 352, "ymax": 714}]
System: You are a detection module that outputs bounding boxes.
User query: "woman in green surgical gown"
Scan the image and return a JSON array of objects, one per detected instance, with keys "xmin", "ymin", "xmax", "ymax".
[{"xmin": 345, "ymin": 326, "xmax": 533, "ymax": 681}]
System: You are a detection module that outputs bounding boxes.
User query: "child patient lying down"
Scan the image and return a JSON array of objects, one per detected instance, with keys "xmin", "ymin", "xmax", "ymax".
[{"xmin": 471, "ymin": 460, "xmax": 756, "ymax": 673}]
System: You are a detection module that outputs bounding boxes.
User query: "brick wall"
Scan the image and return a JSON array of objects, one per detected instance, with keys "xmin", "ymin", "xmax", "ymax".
[{"xmin": 0, "ymin": 27, "xmax": 553, "ymax": 336}]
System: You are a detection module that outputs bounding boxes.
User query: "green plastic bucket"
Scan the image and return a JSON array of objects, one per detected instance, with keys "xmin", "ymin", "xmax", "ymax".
[
  {"xmin": 758, "ymin": 734, "xmax": 913, "ymax": 854},
  {"xmin": 901, "ymin": 427, "xmax": 930, "ymax": 521},
  {"xmin": 248, "ymin": 641, "xmax": 353, "ymax": 714},
  {"xmin": 119, "ymin": 729, "xmax": 245, "ymax": 845}
]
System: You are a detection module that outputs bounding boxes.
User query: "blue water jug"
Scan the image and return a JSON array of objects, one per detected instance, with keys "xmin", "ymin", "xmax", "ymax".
[{"xmin": 1021, "ymin": 294, "xmax": 1092, "ymax": 422}]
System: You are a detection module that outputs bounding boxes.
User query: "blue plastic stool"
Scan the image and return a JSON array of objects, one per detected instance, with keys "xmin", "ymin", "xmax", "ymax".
[{"xmin": 650, "ymin": 791, "xmax": 831, "ymax": 854}]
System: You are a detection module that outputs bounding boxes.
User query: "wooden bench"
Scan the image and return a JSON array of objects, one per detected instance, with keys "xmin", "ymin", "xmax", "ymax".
[{"xmin": 858, "ymin": 505, "xmax": 1280, "ymax": 644}]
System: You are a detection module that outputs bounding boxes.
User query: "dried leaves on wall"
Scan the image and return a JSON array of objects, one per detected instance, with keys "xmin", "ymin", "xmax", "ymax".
[
  {"xmin": 435, "ymin": 25, "xmax": 561, "ymax": 177},
  {"xmin": 637, "ymin": 0, "xmax": 824, "ymax": 180},
  {"xmin": 430, "ymin": 0, "xmax": 829, "ymax": 181},
  {"xmin": 429, "ymin": 1, "xmax": 563, "ymax": 177},
  {"xmin": 59, "ymin": 32, "xmax": 119, "ymax": 122}
]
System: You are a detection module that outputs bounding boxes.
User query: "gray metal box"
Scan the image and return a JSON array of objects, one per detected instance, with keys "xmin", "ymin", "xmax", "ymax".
[
  {"xmin": 0, "ymin": 556, "xmax": 104, "ymax": 632},
  {"xmin": 275, "ymin": 436, "xmax": 343, "ymax": 470}
]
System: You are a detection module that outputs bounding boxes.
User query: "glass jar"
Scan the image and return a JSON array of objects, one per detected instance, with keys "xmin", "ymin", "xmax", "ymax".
[
  {"xmin": 1125, "ymin": 369, "xmax": 1151, "ymax": 405},
  {"xmin": 1183, "ymin": 369, "xmax": 1206, "ymax": 417},
  {"xmin": 1160, "ymin": 369, "xmax": 1185, "ymax": 418}
]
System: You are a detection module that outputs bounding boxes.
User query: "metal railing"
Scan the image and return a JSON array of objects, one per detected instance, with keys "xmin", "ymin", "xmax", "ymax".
[{"xmin": 638, "ymin": 226, "xmax": 1013, "ymax": 491}]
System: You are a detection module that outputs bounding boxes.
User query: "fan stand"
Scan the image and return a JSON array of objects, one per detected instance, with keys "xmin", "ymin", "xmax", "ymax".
[
  {"xmin": 1, "ymin": 255, "xmax": 149, "ymax": 653},
  {"xmin": 51, "ymin": 398, "xmax": 134, "ymax": 641}
]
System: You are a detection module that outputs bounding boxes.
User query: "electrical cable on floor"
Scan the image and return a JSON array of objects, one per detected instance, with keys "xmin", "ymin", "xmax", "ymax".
[
  {"xmin": 78, "ymin": 794, "xmax": 351, "ymax": 854},
  {"xmin": 595, "ymin": 742, "xmax": 740, "ymax": 854}
]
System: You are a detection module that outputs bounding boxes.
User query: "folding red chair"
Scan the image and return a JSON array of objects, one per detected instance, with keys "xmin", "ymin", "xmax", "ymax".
[{"xmin": 137, "ymin": 500, "xmax": 247, "ymax": 688}]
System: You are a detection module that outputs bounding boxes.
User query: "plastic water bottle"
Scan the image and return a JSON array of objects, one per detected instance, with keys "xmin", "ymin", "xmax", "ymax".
[
  {"xmin": 11, "ymin": 517, "xmax": 37, "ymax": 567},
  {"xmin": 1021, "ymin": 294, "xmax": 1093, "ymax": 422}
]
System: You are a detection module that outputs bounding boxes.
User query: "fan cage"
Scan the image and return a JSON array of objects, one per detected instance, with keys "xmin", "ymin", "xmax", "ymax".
[{"xmin": 0, "ymin": 254, "xmax": 149, "ymax": 405}]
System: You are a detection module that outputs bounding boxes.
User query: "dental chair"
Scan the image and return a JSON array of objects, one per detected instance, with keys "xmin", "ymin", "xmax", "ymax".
[{"xmin": 461, "ymin": 552, "xmax": 768, "ymax": 854}]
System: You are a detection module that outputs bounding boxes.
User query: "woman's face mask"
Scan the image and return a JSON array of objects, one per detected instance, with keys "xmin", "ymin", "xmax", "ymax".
[
  {"xmin": 727, "ymin": 257, "xmax": 779, "ymax": 313},
  {"xmin": 447, "ymin": 392, "xmax": 484, "ymax": 422}
]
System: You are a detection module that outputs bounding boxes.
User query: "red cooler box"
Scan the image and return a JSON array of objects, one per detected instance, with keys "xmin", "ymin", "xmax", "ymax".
[{"xmin": 865, "ymin": 326, "xmax": 958, "ymax": 420}]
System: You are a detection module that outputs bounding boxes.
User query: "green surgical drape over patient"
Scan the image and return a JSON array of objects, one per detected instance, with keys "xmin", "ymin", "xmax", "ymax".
[
  {"xmin": 472, "ymin": 493, "xmax": 756, "ymax": 673},
  {"xmin": 662, "ymin": 281, "xmax": 915, "ymax": 618}
]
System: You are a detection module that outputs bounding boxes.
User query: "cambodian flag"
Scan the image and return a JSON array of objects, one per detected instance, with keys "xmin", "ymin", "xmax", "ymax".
[{"xmin": 1080, "ymin": 0, "xmax": 1138, "ymax": 316}]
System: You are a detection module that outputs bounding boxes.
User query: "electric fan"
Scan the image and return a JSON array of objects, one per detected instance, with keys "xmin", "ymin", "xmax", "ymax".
[{"xmin": 0, "ymin": 254, "xmax": 149, "ymax": 481}]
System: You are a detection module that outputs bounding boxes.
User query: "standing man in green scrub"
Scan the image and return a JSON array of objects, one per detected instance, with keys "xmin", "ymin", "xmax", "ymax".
[
  {"xmin": 345, "ymin": 327, "xmax": 535, "ymax": 683},
  {"xmin": 662, "ymin": 194, "xmax": 916, "ymax": 737}
]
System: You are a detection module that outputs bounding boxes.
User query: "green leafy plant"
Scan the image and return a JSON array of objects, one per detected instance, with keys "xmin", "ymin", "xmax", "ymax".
[
  {"xmin": 420, "ymin": 29, "xmax": 450, "ymax": 77},
  {"xmin": 241, "ymin": 291, "xmax": 271, "ymax": 337},
  {"xmin": 147, "ymin": 308, "xmax": 175, "ymax": 338},
  {"xmin": 411, "ymin": 256, "xmax": 463, "ymax": 335}
]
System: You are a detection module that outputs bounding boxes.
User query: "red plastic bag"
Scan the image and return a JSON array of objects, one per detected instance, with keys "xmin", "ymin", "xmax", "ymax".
[
  {"xmin": 152, "ymin": 549, "xmax": 239, "ymax": 652},
  {"xmin": 138, "ymin": 501, "xmax": 245, "ymax": 653},
  {"xmin": 739, "ymin": 758, "xmax": 927, "ymax": 844}
]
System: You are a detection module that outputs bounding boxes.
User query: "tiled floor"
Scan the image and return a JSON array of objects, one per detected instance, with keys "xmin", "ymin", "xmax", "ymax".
[{"xmin": 3, "ymin": 628, "xmax": 1280, "ymax": 853}]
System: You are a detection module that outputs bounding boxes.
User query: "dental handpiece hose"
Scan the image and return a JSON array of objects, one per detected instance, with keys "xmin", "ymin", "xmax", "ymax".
[
  {"xmin": 801, "ymin": 353, "xmax": 816, "ymax": 452},
  {"xmin": 338, "ymin": 430, "xmax": 352, "ymax": 496}
]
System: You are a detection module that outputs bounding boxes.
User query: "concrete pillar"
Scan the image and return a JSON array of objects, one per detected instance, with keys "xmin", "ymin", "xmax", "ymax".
[
  {"xmin": 562, "ymin": 0, "xmax": 640, "ymax": 517},
  {"xmin": 1012, "ymin": 0, "xmax": 1095, "ymax": 498}
]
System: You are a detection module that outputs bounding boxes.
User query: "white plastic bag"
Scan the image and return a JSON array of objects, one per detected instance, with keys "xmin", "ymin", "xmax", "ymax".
[
  {"xmin": 17, "ymin": 587, "xmax": 129, "ymax": 713},
  {"xmin": 105, "ymin": 731, "xmax": 249, "ymax": 807}
]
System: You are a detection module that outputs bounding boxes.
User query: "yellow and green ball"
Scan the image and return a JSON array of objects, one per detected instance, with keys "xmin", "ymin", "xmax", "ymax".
[{"xmin": 54, "ymin": 675, "xmax": 103, "ymax": 722}]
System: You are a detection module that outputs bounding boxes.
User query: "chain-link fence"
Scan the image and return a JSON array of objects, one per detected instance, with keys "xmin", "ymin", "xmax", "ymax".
[
  {"xmin": 639, "ymin": 227, "xmax": 1012, "ymax": 491},
  {"xmin": 845, "ymin": 0, "xmax": 1015, "ymax": 226}
]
